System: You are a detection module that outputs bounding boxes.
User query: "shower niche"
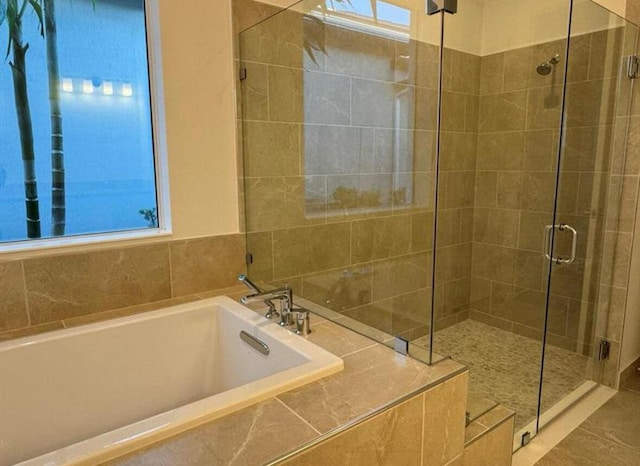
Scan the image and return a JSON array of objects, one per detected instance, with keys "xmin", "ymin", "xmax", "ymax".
[{"xmin": 239, "ymin": 0, "xmax": 639, "ymax": 448}]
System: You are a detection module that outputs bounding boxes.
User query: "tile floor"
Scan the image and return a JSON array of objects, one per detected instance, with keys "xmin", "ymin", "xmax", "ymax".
[
  {"xmin": 535, "ymin": 373, "xmax": 640, "ymax": 465},
  {"xmin": 414, "ymin": 319, "xmax": 591, "ymax": 429}
]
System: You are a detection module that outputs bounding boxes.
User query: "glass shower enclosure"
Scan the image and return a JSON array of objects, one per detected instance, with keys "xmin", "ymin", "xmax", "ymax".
[{"xmin": 238, "ymin": 0, "xmax": 638, "ymax": 448}]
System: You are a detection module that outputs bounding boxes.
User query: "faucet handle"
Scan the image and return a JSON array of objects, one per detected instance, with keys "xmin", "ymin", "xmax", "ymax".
[{"xmin": 293, "ymin": 308, "xmax": 312, "ymax": 336}]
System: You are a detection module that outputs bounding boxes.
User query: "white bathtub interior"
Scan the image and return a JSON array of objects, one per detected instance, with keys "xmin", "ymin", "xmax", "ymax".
[{"xmin": 0, "ymin": 296, "xmax": 343, "ymax": 466}]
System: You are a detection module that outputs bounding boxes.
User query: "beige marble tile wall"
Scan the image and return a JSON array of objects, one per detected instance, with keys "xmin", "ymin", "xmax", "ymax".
[
  {"xmin": 0, "ymin": 234, "xmax": 246, "ymax": 340},
  {"xmin": 597, "ymin": 25, "xmax": 640, "ymax": 387},
  {"xmin": 432, "ymin": 48, "xmax": 481, "ymax": 331},
  {"xmin": 236, "ymin": 3, "xmax": 481, "ymax": 341},
  {"xmin": 468, "ymin": 28, "xmax": 626, "ymax": 358}
]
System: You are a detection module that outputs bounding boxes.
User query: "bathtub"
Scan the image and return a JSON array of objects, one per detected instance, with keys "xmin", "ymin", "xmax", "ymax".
[{"xmin": 0, "ymin": 296, "xmax": 343, "ymax": 466}]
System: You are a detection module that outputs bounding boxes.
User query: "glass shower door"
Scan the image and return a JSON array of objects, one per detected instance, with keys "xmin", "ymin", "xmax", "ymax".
[
  {"xmin": 433, "ymin": 0, "xmax": 572, "ymax": 438},
  {"xmin": 540, "ymin": 0, "xmax": 638, "ymax": 429}
]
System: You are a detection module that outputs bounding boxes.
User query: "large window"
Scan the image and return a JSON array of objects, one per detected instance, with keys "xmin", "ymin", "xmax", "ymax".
[{"xmin": 0, "ymin": 0, "xmax": 163, "ymax": 247}]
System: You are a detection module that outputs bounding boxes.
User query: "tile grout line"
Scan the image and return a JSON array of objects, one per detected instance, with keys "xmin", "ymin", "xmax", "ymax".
[
  {"xmin": 167, "ymin": 242, "xmax": 175, "ymax": 298},
  {"xmin": 339, "ymin": 342, "xmax": 378, "ymax": 359},
  {"xmin": 275, "ymin": 397, "xmax": 322, "ymax": 436}
]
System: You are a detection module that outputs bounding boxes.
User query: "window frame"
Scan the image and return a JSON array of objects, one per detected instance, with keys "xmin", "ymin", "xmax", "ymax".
[{"xmin": 0, "ymin": 0, "xmax": 171, "ymax": 254}]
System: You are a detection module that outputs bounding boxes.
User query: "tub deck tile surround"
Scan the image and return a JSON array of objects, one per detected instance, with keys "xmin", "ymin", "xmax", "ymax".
[
  {"xmin": 104, "ymin": 399, "xmax": 319, "ymax": 466},
  {"xmin": 67, "ymin": 293, "xmax": 467, "ymax": 466}
]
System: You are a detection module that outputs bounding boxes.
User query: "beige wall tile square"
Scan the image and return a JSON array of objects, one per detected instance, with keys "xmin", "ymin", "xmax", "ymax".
[
  {"xmin": 245, "ymin": 176, "xmax": 326, "ymax": 232},
  {"xmin": 0, "ymin": 261, "xmax": 28, "ymax": 332},
  {"xmin": 284, "ymin": 394, "xmax": 424, "ymax": 466},
  {"xmin": 170, "ymin": 234, "xmax": 246, "ymax": 296},
  {"xmin": 470, "ymin": 277, "xmax": 491, "ymax": 313},
  {"xmin": 305, "ymin": 71, "xmax": 351, "ymax": 125},
  {"xmin": 525, "ymin": 85, "xmax": 563, "ymax": 130},
  {"xmin": 443, "ymin": 279, "xmax": 471, "ymax": 316},
  {"xmin": 411, "ymin": 212, "xmax": 434, "ymax": 252},
  {"xmin": 520, "ymin": 172, "xmax": 556, "ymax": 212},
  {"xmin": 273, "ymin": 223, "xmax": 351, "ymax": 278},
  {"xmin": 397, "ymin": 41, "xmax": 439, "ymax": 89},
  {"xmin": 302, "ymin": 266, "xmax": 372, "ymax": 312},
  {"xmin": 479, "ymin": 91, "xmax": 527, "ymax": 132},
  {"xmin": 372, "ymin": 253, "xmax": 431, "ymax": 301},
  {"xmin": 246, "ymin": 231, "xmax": 274, "ymax": 282},
  {"xmin": 620, "ymin": 116, "xmax": 640, "ymax": 175},
  {"xmin": 436, "ymin": 243, "xmax": 472, "ymax": 283},
  {"xmin": 437, "ymin": 209, "xmax": 461, "ymax": 247},
  {"xmin": 352, "ymin": 78, "xmax": 411, "ymax": 128},
  {"xmin": 240, "ymin": 61, "xmax": 269, "ymax": 120},
  {"xmin": 441, "ymin": 91, "xmax": 467, "ymax": 132},
  {"xmin": 352, "ymin": 216, "xmax": 411, "ymax": 263},
  {"xmin": 589, "ymin": 28, "xmax": 624, "ymax": 80},
  {"xmin": 244, "ymin": 121, "xmax": 300, "ymax": 177},
  {"xmin": 565, "ymin": 33, "xmax": 590, "ymax": 83},
  {"xmin": 562, "ymin": 126, "xmax": 598, "ymax": 171},
  {"xmin": 565, "ymin": 79, "xmax": 617, "ymax": 128},
  {"xmin": 502, "ymin": 46, "xmax": 532, "ymax": 92},
  {"xmin": 239, "ymin": 9, "xmax": 316, "ymax": 70},
  {"xmin": 475, "ymin": 171, "xmax": 497, "ymax": 208},
  {"xmin": 232, "ymin": 0, "xmax": 282, "ymax": 36},
  {"xmin": 460, "ymin": 208, "xmax": 474, "ymax": 243},
  {"xmin": 445, "ymin": 171, "xmax": 475, "ymax": 209},
  {"xmin": 416, "ymin": 86, "xmax": 440, "ymax": 131},
  {"xmin": 473, "ymin": 208, "xmax": 519, "ymax": 248},
  {"xmin": 516, "ymin": 250, "xmax": 545, "ymax": 291},
  {"xmin": 268, "ymin": 66, "xmax": 303, "ymax": 122},
  {"xmin": 450, "ymin": 50, "xmax": 481, "ymax": 95},
  {"xmin": 392, "ymin": 288, "xmax": 431, "ymax": 336},
  {"xmin": 441, "ymin": 132, "xmax": 478, "ymax": 171},
  {"xmin": 518, "ymin": 211, "xmax": 553, "ymax": 252},
  {"xmin": 471, "ymin": 243, "xmax": 516, "ymax": 284},
  {"xmin": 465, "ymin": 95, "xmax": 480, "ymax": 133},
  {"xmin": 477, "ymin": 132, "xmax": 525, "ymax": 170},
  {"xmin": 496, "ymin": 172, "xmax": 523, "ymax": 209},
  {"xmin": 480, "ymin": 53, "xmax": 504, "ymax": 95},
  {"xmin": 423, "ymin": 372, "xmax": 468, "ymax": 465},
  {"xmin": 304, "ymin": 125, "xmax": 374, "ymax": 175},
  {"xmin": 343, "ymin": 301, "xmax": 393, "ymax": 335},
  {"xmin": 114, "ymin": 398, "xmax": 318, "ymax": 466},
  {"xmin": 462, "ymin": 417, "xmax": 514, "ymax": 466},
  {"xmin": 524, "ymin": 130, "xmax": 557, "ymax": 171},
  {"xmin": 325, "ymin": 24, "xmax": 397, "ymax": 82}
]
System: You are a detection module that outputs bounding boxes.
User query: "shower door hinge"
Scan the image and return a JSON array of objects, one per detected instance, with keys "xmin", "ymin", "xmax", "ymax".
[
  {"xmin": 426, "ymin": 0, "xmax": 457, "ymax": 15},
  {"xmin": 239, "ymin": 67, "xmax": 248, "ymax": 81},
  {"xmin": 627, "ymin": 55, "xmax": 639, "ymax": 79},
  {"xmin": 245, "ymin": 253, "xmax": 254, "ymax": 265},
  {"xmin": 598, "ymin": 339, "xmax": 611, "ymax": 361}
]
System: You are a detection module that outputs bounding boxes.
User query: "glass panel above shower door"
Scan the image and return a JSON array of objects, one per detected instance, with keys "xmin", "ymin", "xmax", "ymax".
[
  {"xmin": 540, "ymin": 0, "xmax": 638, "ymax": 428},
  {"xmin": 431, "ymin": 0, "xmax": 572, "ymax": 436},
  {"xmin": 239, "ymin": 1, "xmax": 442, "ymax": 354}
]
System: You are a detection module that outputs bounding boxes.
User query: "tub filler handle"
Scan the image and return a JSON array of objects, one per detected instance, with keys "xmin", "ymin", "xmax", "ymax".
[{"xmin": 240, "ymin": 330, "xmax": 270, "ymax": 356}]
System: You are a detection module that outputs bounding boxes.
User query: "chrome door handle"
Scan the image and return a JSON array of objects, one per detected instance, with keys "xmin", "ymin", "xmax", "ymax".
[{"xmin": 544, "ymin": 224, "xmax": 577, "ymax": 265}]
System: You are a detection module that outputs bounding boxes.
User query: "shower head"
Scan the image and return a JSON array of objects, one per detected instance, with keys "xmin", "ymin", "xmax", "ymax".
[{"xmin": 537, "ymin": 54, "xmax": 561, "ymax": 76}]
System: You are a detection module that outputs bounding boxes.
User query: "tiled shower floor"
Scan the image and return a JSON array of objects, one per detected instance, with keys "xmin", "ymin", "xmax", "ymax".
[{"xmin": 414, "ymin": 320, "xmax": 591, "ymax": 429}]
